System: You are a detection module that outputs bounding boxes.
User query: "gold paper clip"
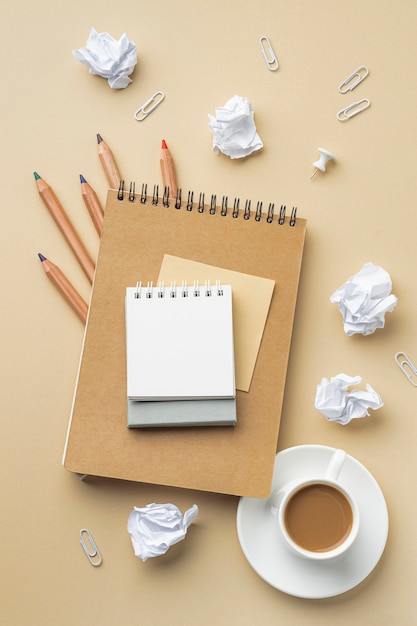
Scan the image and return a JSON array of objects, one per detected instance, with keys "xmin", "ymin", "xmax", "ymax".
[
  {"xmin": 337, "ymin": 98, "xmax": 371, "ymax": 122},
  {"xmin": 338, "ymin": 66, "xmax": 369, "ymax": 93},
  {"xmin": 259, "ymin": 36, "xmax": 279, "ymax": 71},
  {"xmin": 134, "ymin": 91, "xmax": 165, "ymax": 121},
  {"xmin": 80, "ymin": 529, "xmax": 102, "ymax": 567},
  {"xmin": 395, "ymin": 352, "xmax": 417, "ymax": 387}
]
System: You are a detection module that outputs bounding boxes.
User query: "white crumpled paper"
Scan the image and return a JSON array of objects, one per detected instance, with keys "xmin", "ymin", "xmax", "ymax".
[
  {"xmin": 315, "ymin": 373, "xmax": 383, "ymax": 425},
  {"xmin": 208, "ymin": 95, "xmax": 263, "ymax": 159},
  {"xmin": 330, "ymin": 262, "xmax": 397, "ymax": 336},
  {"xmin": 127, "ymin": 503, "xmax": 199, "ymax": 562},
  {"xmin": 72, "ymin": 28, "xmax": 137, "ymax": 89}
]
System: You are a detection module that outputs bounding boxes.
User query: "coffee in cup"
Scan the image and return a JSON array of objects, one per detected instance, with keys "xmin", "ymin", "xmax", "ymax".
[
  {"xmin": 284, "ymin": 481, "xmax": 353, "ymax": 552},
  {"xmin": 277, "ymin": 449, "xmax": 359, "ymax": 561}
]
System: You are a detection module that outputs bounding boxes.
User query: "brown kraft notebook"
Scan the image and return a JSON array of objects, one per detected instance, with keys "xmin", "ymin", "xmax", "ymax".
[{"xmin": 63, "ymin": 186, "xmax": 306, "ymax": 498}]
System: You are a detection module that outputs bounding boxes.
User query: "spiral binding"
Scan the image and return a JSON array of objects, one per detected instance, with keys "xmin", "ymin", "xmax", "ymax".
[
  {"xmin": 134, "ymin": 280, "xmax": 224, "ymax": 299},
  {"xmin": 117, "ymin": 181, "xmax": 298, "ymax": 227}
]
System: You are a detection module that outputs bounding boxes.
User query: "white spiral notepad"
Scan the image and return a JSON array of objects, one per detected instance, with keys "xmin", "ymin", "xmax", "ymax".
[{"xmin": 125, "ymin": 281, "xmax": 235, "ymax": 401}]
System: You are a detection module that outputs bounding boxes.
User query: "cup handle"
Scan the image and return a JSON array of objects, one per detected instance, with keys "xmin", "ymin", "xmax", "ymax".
[
  {"xmin": 267, "ymin": 488, "xmax": 284, "ymax": 516},
  {"xmin": 267, "ymin": 479, "xmax": 299, "ymax": 515},
  {"xmin": 324, "ymin": 449, "xmax": 346, "ymax": 481}
]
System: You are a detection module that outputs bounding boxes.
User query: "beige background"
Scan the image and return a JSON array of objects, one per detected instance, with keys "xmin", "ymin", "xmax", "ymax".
[{"xmin": 1, "ymin": 1, "xmax": 416, "ymax": 624}]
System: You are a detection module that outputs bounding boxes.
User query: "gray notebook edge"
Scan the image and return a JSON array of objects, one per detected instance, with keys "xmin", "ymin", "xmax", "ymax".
[{"xmin": 127, "ymin": 398, "xmax": 237, "ymax": 428}]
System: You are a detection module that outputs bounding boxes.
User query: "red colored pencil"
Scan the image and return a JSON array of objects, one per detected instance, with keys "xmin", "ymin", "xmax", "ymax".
[{"xmin": 160, "ymin": 139, "xmax": 178, "ymax": 199}]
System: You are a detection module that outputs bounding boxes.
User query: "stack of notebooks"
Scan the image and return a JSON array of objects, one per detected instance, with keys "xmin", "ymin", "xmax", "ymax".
[
  {"xmin": 63, "ymin": 187, "xmax": 306, "ymax": 498},
  {"xmin": 126, "ymin": 280, "xmax": 237, "ymax": 427}
]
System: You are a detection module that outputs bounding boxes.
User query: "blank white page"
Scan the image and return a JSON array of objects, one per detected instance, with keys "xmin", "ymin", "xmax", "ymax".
[{"xmin": 125, "ymin": 282, "xmax": 235, "ymax": 401}]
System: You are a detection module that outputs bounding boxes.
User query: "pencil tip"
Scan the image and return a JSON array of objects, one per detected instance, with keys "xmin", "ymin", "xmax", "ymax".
[
  {"xmin": 80, "ymin": 174, "xmax": 87, "ymax": 183},
  {"xmin": 162, "ymin": 139, "xmax": 168, "ymax": 149},
  {"xmin": 38, "ymin": 253, "xmax": 47, "ymax": 262},
  {"xmin": 33, "ymin": 171, "xmax": 41, "ymax": 180},
  {"xmin": 97, "ymin": 133, "xmax": 103, "ymax": 144}
]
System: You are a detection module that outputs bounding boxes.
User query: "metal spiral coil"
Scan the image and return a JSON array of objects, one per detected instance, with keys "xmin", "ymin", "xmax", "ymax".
[{"xmin": 117, "ymin": 180, "xmax": 297, "ymax": 226}]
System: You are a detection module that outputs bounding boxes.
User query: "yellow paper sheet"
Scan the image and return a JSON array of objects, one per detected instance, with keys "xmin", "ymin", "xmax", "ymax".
[{"xmin": 158, "ymin": 255, "xmax": 275, "ymax": 392}]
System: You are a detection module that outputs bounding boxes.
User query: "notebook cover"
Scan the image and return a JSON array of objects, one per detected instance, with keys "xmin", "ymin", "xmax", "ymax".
[
  {"xmin": 63, "ymin": 189, "xmax": 306, "ymax": 498},
  {"xmin": 127, "ymin": 398, "xmax": 237, "ymax": 428}
]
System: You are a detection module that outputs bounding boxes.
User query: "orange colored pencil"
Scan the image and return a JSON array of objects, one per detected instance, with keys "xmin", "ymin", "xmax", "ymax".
[
  {"xmin": 160, "ymin": 139, "xmax": 178, "ymax": 199},
  {"xmin": 80, "ymin": 174, "xmax": 104, "ymax": 235},
  {"xmin": 34, "ymin": 172, "xmax": 95, "ymax": 283},
  {"xmin": 38, "ymin": 253, "xmax": 88, "ymax": 324},
  {"xmin": 97, "ymin": 133, "xmax": 122, "ymax": 189}
]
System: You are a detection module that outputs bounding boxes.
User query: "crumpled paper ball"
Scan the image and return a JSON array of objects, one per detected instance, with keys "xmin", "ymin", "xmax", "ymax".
[
  {"xmin": 127, "ymin": 503, "xmax": 199, "ymax": 562},
  {"xmin": 208, "ymin": 95, "xmax": 263, "ymax": 159},
  {"xmin": 315, "ymin": 373, "xmax": 383, "ymax": 425},
  {"xmin": 72, "ymin": 27, "xmax": 137, "ymax": 89},
  {"xmin": 330, "ymin": 262, "xmax": 397, "ymax": 336}
]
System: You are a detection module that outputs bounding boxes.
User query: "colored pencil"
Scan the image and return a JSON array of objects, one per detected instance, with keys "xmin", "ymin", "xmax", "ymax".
[
  {"xmin": 160, "ymin": 139, "xmax": 178, "ymax": 199},
  {"xmin": 38, "ymin": 253, "xmax": 88, "ymax": 324},
  {"xmin": 97, "ymin": 133, "xmax": 122, "ymax": 189},
  {"xmin": 80, "ymin": 174, "xmax": 104, "ymax": 235},
  {"xmin": 34, "ymin": 172, "xmax": 95, "ymax": 283}
]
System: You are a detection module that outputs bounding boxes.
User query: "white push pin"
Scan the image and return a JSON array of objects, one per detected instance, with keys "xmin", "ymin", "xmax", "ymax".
[{"xmin": 310, "ymin": 148, "xmax": 335, "ymax": 180}]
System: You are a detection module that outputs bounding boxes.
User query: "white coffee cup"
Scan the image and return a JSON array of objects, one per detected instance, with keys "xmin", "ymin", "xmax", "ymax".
[{"xmin": 276, "ymin": 449, "xmax": 359, "ymax": 561}]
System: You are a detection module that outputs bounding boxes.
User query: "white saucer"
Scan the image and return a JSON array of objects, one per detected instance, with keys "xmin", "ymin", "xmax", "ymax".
[{"xmin": 237, "ymin": 445, "xmax": 389, "ymax": 599}]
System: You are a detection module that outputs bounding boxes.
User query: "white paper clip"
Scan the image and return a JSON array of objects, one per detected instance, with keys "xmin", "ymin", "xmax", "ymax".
[
  {"xmin": 259, "ymin": 36, "xmax": 279, "ymax": 71},
  {"xmin": 337, "ymin": 98, "xmax": 371, "ymax": 122},
  {"xmin": 80, "ymin": 528, "xmax": 102, "ymax": 567},
  {"xmin": 134, "ymin": 91, "xmax": 165, "ymax": 121},
  {"xmin": 338, "ymin": 66, "xmax": 369, "ymax": 93},
  {"xmin": 395, "ymin": 352, "xmax": 417, "ymax": 387}
]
